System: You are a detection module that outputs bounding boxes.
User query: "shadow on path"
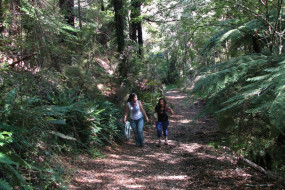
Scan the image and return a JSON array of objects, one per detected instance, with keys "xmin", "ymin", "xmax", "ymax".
[{"xmin": 68, "ymin": 88, "xmax": 282, "ymax": 190}]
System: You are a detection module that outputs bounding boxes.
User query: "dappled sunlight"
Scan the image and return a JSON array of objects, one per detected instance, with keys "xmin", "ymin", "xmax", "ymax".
[
  {"xmin": 69, "ymin": 88, "xmax": 278, "ymax": 189},
  {"xmin": 167, "ymin": 95, "xmax": 187, "ymax": 99},
  {"xmin": 213, "ymin": 168, "xmax": 252, "ymax": 179},
  {"xmin": 179, "ymin": 118, "xmax": 192, "ymax": 124},
  {"xmin": 124, "ymin": 184, "xmax": 145, "ymax": 189},
  {"xmin": 170, "ymin": 112, "xmax": 193, "ymax": 124},
  {"xmin": 177, "ymin": 143, "xmax": 203, "ymax": 153},
  {"xmin": 95, "ymin": 58, "xmax": 114, "ymax": 75},
  {"xmin": 156, "ymin": 175, "xmax": 190, "ymax": 180}
]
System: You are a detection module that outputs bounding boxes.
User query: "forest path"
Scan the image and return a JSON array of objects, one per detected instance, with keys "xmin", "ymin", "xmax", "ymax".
[{"xmin": 68, "ymin": 88, "xmax": 280, "ymax": 189}]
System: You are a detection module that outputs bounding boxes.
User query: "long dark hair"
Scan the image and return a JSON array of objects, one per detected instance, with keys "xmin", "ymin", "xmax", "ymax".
[
  {"xmin": 155, "ymin": 98, "xmax": 167, "ymax": 112},
  {"xmin": 127, "ymin": 92, "xmax": 137, "ymax": 103}
]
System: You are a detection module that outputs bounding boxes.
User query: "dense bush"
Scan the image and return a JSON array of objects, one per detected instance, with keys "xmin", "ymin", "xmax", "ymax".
[
  {"xmin": 191, "ymin": 11, "xmax": 285, "ymax": 175},
  {"xmin": 0, "ymin": 69, "xmax": 123, "ymax": 189}
]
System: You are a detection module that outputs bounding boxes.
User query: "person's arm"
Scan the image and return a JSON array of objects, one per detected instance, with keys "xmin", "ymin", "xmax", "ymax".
[
  {"xmin": 166, "ymin": 104, "xmax": 174, "ymax": 115},
  {"xmin": 123, "ymin": 104, "xmax": 129, "ymax": 123},
  {"xmin": 139, "ymin": 101, "xmax": 149, "ymax": 123},
  {"xmin": 169, "ymin": 107, "xmax": 174, "ymax": 115}
]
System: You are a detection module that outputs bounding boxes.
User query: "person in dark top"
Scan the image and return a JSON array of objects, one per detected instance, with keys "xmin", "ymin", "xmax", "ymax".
[{"xmin": 154, "ymin": 98, "xmax": 174, "ymax": 147}]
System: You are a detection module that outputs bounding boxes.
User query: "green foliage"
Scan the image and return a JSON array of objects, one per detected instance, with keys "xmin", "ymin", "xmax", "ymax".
[
  {"xmin": 0, "ymin": 124, "xmax": 32, "ymax": 189},
  {"xmin": 0, "ymin": 0, "xmax": 126, "ymax": 188},
  {"xmin": 188, "ymin": 1, "xmax": 285, "ymax": 174},
  {"xmin": 202, "ymin": 18, "xmax": 267, "ymax": 56},
  {"xmin": 0, "ymin": 68, "xmax": 123, "ymax": 188},
  {"xmin": 0, "ymin": 179, "xmax": 12, "ymax": 190},
  {"xmin": 193, "ymin": 48, "xmax": 285, "ymax": 173}
]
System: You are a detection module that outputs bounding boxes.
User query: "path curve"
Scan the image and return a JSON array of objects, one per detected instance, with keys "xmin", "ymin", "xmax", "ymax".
[{"xmin": 68, "ymin": 88, "xmax": 281, "ymax": 189}]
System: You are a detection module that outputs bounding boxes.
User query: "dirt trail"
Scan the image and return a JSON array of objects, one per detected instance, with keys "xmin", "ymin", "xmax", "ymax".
[{"xmin": 68, "ymin": 88, "xmax": 282, "ymax": 190}]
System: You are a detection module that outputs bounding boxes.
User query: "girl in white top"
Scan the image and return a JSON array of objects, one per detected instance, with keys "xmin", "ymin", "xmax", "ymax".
[{"xmin": 124, "ymin": 93, "xmax": 149, "ymax": 147}]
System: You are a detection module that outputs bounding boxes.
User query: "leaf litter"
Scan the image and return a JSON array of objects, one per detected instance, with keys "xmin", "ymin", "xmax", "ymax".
[{"xmin": 65, "ymin": 89, "xmax": 283, "ymax": 190}]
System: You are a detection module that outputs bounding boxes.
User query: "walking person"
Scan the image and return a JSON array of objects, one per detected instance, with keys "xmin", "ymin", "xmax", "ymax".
[
  {"xmin": 154, "ymin": 98, "xmax": 174, "ymax": 147},
  {"xmin": 123, "ymin": 93, "xmax": 149, "ymax": 147}
]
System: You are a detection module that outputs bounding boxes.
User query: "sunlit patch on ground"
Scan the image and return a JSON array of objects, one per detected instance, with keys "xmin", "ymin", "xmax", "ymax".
[
  {"xmin": 157, "ymin": 175, "xmax": 189, "ymax": 180},
  {"xmin": 68, "ymin": 88, "xmax": 281, "ymax": 189},
  {"xmin": 167, "ymin": 95, "xmax": 187, "ymax": 99}
]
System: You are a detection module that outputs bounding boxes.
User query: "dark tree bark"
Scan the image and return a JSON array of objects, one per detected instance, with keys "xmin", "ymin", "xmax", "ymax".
[
  {"xmin": 113, "ymin": 0, "xmax": 127, "ymax": 80},
  {"xmin": 252, "ymin": 36, "xmax": 261, "ymax": 53},
  {"xmin": 137, "ymin": 20, "xmax": 143, "ymax": 55},
  {"xmin": 0, "ymin": 0, "xmax": 4, "ymax": 33},
  {"xmin": 168, "ymin": 56, "xmax": 179, "ymax": 84},
  {"xmin": 78, "ymin": 0, "xmax": 82, "ymax": 29},
  {"xmin": 130, "ymin": 0, "xmax": 143, "ymax": 56},
  {"xmin": 100, "ymin": 0, "xmax": 105, "ymax": 11},
  {"xmin": 114, "ymin": 0, "xmax": 125, "ymax": 53},
  {"xmin": 130, "ymin": 0, "xmax": 138, "ymax": 42},
  {"xmin": 59, "ymin": 0, "xmax": 74, "ymax": 26}
]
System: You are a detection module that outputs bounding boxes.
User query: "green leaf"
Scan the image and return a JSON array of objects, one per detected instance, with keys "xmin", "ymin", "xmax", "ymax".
[{"xmin": 0, "ymin": 131, "xmax": 13, "ymax": 146}]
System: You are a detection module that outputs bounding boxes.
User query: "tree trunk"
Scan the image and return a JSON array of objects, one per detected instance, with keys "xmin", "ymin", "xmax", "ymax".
[
  {"xmin": 114, "ymin": 0, "xmax": 125, "ymax": 53},
  {"xmin": 252, "ymin": 36, "xmax": 261, "ymax": 53},
  {"xmin": 137, "ymin": 20, "xmax": 143, "ymax": 56},
  {"xmin": 78, "ymin": 0, "xmax": 82, "ymax": 29},
  {"xmin": 113, "ymin": 0, "xmax": 127, "ymax": 80},
  {"xmin": 100, "ymin": 0, "xmax": 105, "ymax": 11},
  {"xmin": 130, "ymin": 0, "xmax": 138, "ymax": 42},
  {"xmin": 130, "ymin": 0, "xmax": 143, "ymax": 56},
  {"xmin": 0, "ymin": 0, "xmax": 4, "ymax": 33},
  {"xmin": 59, "ymin": 0, "xmax": 74, "ymax": 26}
]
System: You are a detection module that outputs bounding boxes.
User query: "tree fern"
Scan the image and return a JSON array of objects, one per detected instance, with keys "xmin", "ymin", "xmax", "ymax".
[
  {"xmin": 192, "ymin": 54, "xmax": 269, "ymax": 99},
  {"xmin": 202, "ymin": 18, "xmax": 267, "ymax": 55},
  {"xmin": 192, "ymin": 51, "xmax": 285, "ymax": 171}
]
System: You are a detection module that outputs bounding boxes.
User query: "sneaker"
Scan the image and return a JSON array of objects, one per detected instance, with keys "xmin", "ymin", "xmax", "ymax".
[
  {"xmin": 157, "ymin": 140, "xmax": 161, "ymax": 147},
  {"xmin": 165, "ymin": 139, "xmax": 168, "ymax": 145}
]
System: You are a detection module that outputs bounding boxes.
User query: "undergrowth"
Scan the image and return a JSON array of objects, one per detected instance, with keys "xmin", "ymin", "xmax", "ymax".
[{"xmin": 0, "ymin": 69, "xmax": 123, "ymax": 189}]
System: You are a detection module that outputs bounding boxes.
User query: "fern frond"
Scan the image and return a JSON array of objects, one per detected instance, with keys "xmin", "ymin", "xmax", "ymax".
[
  {"xmin": 202, "ymin": 19, "xmax": 266, "ymax": 54},
  {"xmin": 0, "ymin": 179, "xmax": 12, "ymax": 190},
  {"xmin": 5, "ymin": 164, "xmax": 26, "ymax": 184},
  {"xmin": 0, "ymin": 152, "xmax": 18, "ymax": 166},
  {"xmin": 202, "ymin": 29, "xmax": 230, "ymax": 54}
]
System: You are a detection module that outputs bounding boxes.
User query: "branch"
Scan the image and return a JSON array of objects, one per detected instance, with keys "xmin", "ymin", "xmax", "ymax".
[
  {"xmin": 143, "ymin": 17, "xmax": 180, "ymax": 23},
  {"xmin": 222, "ymin": 0, "xmax": 274, "ymax": 29},
  {"xmin": 236, "ymin": 2, "xmax": 274, "ymax": 29},
  {"xmin": 9, "ymin": 53, "xmax": 37, "ymax": 68},
  {"xmin": 238, "ymin": 155, "xmax": 285, "ymax": 186},
  {"xmin": 189, "ymin": 23, "xmax": 235, "ymax": 39},
  {"xmin": 270, "ymin": 0, "xmax": 283, "ymax": 51}
]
